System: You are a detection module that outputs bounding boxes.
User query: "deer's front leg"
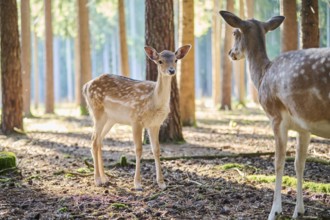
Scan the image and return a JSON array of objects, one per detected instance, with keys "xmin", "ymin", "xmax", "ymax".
[
  {"xmin": 148, "ymin": 126, "xmax": 166, "ymax": 189},
  {"xmin": 268, "ymin": 118, "xmax": 288, "ymax": 220},
  {"xmin": 293, "ymin": 132, "xmax": 310, "ymax": 219},
  {"xmin": 133, "ymin": 124, "xmax": 143, "ymax": 190}
]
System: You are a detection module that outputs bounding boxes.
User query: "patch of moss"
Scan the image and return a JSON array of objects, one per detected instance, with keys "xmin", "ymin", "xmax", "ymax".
[
  {"xmin": 76, "ymin": 167, "xmax": 91, "ymax": 174},
  {"xmin": 111, "ymin": 203, "xmax": 128, "ymax": 209},
  {"xmin": 65, "ymin": 173, "xmax": 75, "ymax": 178},
  {"xmin": 80, "ymin": 106, "xmax": 89, "ymax": 116},
  {"xmin": 214, "ymin": 163, "xmax": 245, "ymax": 171},
  {"xmin": 247, "ymin": 175, "xmax": 330, "ymax": 193},
  {"xmin": 58, "ymin": 207, "xmax": 68, "ymax": 213},
  {"xmin": 0, "ymin": 152, "xmax": 16, "ymax": 170}
]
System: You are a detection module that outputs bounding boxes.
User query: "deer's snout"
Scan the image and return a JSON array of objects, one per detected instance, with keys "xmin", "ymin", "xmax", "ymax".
[
  {"xmin": 228, "ymin": 49, "xmax": 237, "ymax": 60},
  {"xmin": 169, "ymin": 68, "xmax": 175, "ymax": 75}
]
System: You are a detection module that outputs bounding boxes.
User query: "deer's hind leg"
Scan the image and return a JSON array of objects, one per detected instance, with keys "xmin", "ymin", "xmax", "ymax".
[
  {"xmin": 91, "ymin": 109, "xmax": 108, "ymax": 186},
  {"xmin": 293, "ymin": 131, "xmax": 310, "ymax": 219},
  {"xmin": 97, "ymin": 120, "xmax": 115, "ymax": 185}
]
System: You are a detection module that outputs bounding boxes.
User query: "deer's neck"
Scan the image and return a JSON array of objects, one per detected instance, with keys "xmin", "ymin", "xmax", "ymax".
[
  {"xmin": 245, "ymin": 35, "xmax": 271, "ymax": 90},
  {"xmin": 153, "ymin": 72, "xmax": 172, "ymax": 107}
]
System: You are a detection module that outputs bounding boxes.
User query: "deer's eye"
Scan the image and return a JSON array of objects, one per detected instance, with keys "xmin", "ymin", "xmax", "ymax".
[
  {"xmin": 175, "ymin": 59, "xmax": 178, "ymax": 63},
  {"xmin": 158, "ymin": 60, "xmax": 163, "ymax": 64}
]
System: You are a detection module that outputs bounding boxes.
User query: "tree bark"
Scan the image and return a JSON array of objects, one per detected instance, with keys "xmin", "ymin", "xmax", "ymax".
[
  {"xmin": 0, "ymin": 0, "xmax": 24, "ymax": 133},
  {"xmin": 118, "ymin": 0, "xmax": 130, "ymax": 77},
  {"xmin": 33, "ymin": 31, "xmax": 39, "ymax": 109},
  {"xmin": 145, "ymin": 0, "xmax": 184, "ymax": 143},
  {"xmin": 234, "ymin": 0, "xmax": 246, "ymax": 106},
  {"xmin": 301, "ymin": 0, "xmax": 319, "ymax": 49},
  {"xmin": 21, "ymin": 0, "xmax": 32, "ymax": 116},
  {"xmin": 220, "ymin": 0, "xmax": 234, "ymax": 110},
  {"xmin": 77, "ymin": 0, "xmax": 92, "ymax": 114},
  {"xmin": 245, "ymin": 0, "xmax": 258, "ymax": 104},
  {"xmin": 178, "ymin": 0, "xmax": 195, "ymax": 126},
  {"xmin": 212, "ymin": 0, "xmax": 222, "ymax": 107},
  {"xmin": 280, "ymin": 0, "xmax": 298, "ymax": 52},
  {"xmin": 44, "ymin": 0, "xmax": 54, "ymax": 114}
]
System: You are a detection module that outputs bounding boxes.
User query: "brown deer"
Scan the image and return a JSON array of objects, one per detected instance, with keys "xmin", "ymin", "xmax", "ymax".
[
  {"xmin": 83, "ymin": 45, "xmax": 191, "ymax": 189},
  {"xmin": 219, "ymin": 11, "xmax": 330, "ymax": 220}
]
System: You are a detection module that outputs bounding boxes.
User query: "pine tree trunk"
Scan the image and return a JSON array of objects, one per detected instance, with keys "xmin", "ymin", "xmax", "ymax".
[
  {"xmin": 212, "ymin": 0, "xmax": 222, "ymax": 107},
  {"xmin": 280, "ymin": 0, "xmax": 298, "ymax": 52},
  {"xmin": 66, "ymin": 39, "xmax": 73, "ymax": 102},
  {"xmin": 0, "ymin": 0, "xmax": 24, "ymax": 134},
  {"xmin": 245, "ymin": 0, "xmax": 258, "ymax": 103},
  {"xmin": 301, "ymin": 0, "xmax": 319, "ymax": 49},
  {"xmin": 118, "ymin": 0, "xmax": 130, "ymax": 77},
  {"xmin": 44, "ymin": 0, "xmax": 54, "ymax": 114},
  {"xmin": 21, "ymin": 0, "xmax": 32, "ymax": 116},
  {"xmin": 33, "ymin": 31, "xmax": 39, "ymax": 109},
  {"xmin": 145, "ymin": 0, "xmax": 184, "ymax": 143},
  {"xmin": 77, "ymin": 0, "xmax": 92, "ymax": 114},
  {"xmin": 234, "ymin": 0, "xmax": 245, "ymax": 105},
  {"xmin": 178, "ymin": 0, "xmax": 195, "ymax": 126},
  {"xmin": 220, "ymin": 0, "xmax": 234, "ymax": 110}
]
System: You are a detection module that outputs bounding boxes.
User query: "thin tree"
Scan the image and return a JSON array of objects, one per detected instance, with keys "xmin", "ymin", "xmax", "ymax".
[
  {"xmin": 234, "ymin": 0, "xmax": 245, "ymax": 105},
  {"xmin": 145, "ymin": 0, "xmax": 184, "ymax": 142},
  {"xmin": 280, "ymin": 0, "xmax": 298, "ymax": 52},
  {"xmin": 33, "ymin": 29, "xmax": 39, "ymax": 109},
  {"xmin": 301, "ymin": 0, "xmax": 319, "ymax": 48},
  {"xmin": 212, "ymin": 0, "xmax": 222, "ymax": 107},
  {"xmin": 118, "ymin": 0, "xmax": 130, "ymax": 77},
  {"xmin": 76, "ymin": 0, "xmax": 92, "ymax": 114},
  {"xmin": 21, "ymin": 0, "xmax": 32, "ymax": 116},
  {"xmin": 220, "ymin": 0, "xmax": 234, "ymax": 110},
  {"xmin": 0, "ymin": 0, "xmax": 24, "ymax": 133},
  {"xmin": 178, "ymin": 0, "xmax": 195, "ymax": 126},
  {"xmin": 44, "ymin": 0, "xmax": 54, "ymax": 113},
  {"xmin": 245, "ymin": 0, "xmax": 258, "ymax": 103}
]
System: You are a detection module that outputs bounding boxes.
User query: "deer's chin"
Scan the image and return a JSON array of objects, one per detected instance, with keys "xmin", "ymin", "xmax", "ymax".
[{"xmin": 229, "ymin": 54, "xmax": 244, "ymax": 61}]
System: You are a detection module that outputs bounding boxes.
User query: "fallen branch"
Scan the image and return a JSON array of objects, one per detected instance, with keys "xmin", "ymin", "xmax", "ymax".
[{"xmin": 133, "ymin": 151, "xmax": 295, "ymax": 163}]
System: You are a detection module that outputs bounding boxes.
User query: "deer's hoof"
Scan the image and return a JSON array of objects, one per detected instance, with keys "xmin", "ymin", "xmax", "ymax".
[
  {"xmin": 158, "ymin": 182, "xmax": 166, "ymax": 190},
  {"xmin": 134, "ymin": 182, "xmax": 142, "ymax": 190}
]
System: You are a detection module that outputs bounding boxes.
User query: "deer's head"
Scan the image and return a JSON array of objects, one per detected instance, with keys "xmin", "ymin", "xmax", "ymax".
[
  {"xmin": 219, "ymin": 11, "xmax": 285, "ymax": 61},
  {"xmin": 144, "ymin": 45, "xmax": 191, "ymax": 76}
]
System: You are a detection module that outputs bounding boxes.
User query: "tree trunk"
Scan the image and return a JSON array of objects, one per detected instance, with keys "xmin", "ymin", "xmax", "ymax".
[
  {"xmin": 44, "ymin": 0, "xmax": 54, "ymax": 114},
  {"xmin": 33, "ymin": 31, "xmax": 39, "ymax": 109},
  {"xmin": 145, "ymin": 0, "xmax": 184, "ymax": 143},
  {"xmin": 234, "ymin": 0, "xmax": 246, "ymax": 106},
  {"xmin": 21, "ymin": 0, "xmax": 32, "ymax": 116},
  {"xmin": 54, "ymin": 37, "xmax": 60, "ymax": 102},
  {"xmin": 280, "ymin": 0, "xmax": 298, "ymax": 52},
  {"xmin": 118, "ymin": 0, "xmax": 130, "ymax": 77},
  {"xmin": 245, "ymin": 0, "xmax": 258, "ymax": 103},
  {"xmin": 66, "ymin": 39, "xmax": 73, "ymax": 102},
  {"xmin": 0, "ymin": 0, "xmax": 24, "ymax": 134},
  {"xmin": 212, "ymin": 0, "xmax": 222, "ymax": 107},
  {"xmin": 301, "ymin": 0, "xmax": 319, "ymax": 49},
  {"xmin": 178, "ymin": 0, "xmax": 195, "ymax": 126},
  {"xmin": 77, "ymin": 0, "xmax": 92, "ymax": 115},
  {"xmin": 220, "ymin": 0, "xmax": 234, "ymax": 110}
]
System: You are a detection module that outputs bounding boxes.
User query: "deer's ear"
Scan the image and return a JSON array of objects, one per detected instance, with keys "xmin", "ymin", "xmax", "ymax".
[
  {"xmin": 144, "ymin": 46, "xmax": 159, "ymax": 61},
  {"xmin": 219, "ymin": 10, "xmax": 245, "ymax": 29},
  {"xmin": 263, "ymin": 16, "xmax": 285, "ymax": 32},
  {"xmin": 175, "ymin": 44, "xmax": 191, "ymax": 60}
]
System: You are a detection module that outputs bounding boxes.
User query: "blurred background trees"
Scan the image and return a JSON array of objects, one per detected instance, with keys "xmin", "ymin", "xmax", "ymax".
[{"xmin": 0, "ymin": 0, "xmax": 329, "ymax": 133}]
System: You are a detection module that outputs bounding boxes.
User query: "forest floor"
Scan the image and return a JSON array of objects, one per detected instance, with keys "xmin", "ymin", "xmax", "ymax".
[{"xmin": 0, "ymin": 101, "xmax": 329, "ymax": 220}]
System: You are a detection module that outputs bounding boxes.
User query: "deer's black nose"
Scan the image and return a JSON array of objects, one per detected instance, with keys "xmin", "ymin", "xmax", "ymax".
[{"xmin": 169, "ymin": 69, "xmax": 175, "ymax": 75}]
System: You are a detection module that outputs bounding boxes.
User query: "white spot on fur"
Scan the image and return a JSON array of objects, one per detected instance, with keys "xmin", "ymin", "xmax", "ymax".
[
  {"xmin": 323, "ymin": 77, "xmax": 328, "ymax": 84},
  {"xmin": 300, "ymin": 69, "xmax": 305, "ymax": 74},
  {"xmin": 311, "ymin": 87, "xmax": 322, "ymax": 100},
  {"xmin": 293, "ymin": 73, "xmax": 299, "ymax": 78},
  {"xmin": 312, "ymin": 64, "xmax": 317, "ymax": 70},
  {"xmin": 320, "ymin": 57, "xmax": 326, "ymax": 64}
]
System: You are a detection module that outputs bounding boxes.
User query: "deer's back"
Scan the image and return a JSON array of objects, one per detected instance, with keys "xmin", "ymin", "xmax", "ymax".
[{"xmin": 259, "ymin": 48, "xmax": 330, "ymax": 137}]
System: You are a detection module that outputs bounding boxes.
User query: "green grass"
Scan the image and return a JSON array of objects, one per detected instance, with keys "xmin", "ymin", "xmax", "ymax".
[
  {"xmin": 247, "ymin": 175, "xmax": 330, "ymax": 193},
  {"xmin": 0, "ymin": 152, "xmax": 16, "ymax": 170}
]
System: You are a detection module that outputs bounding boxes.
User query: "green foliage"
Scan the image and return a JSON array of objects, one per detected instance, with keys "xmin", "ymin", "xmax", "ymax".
[
  {"xmin": 76, "ymin": 167, "xmax": 92, "ymax": 173},
  {"xmin": 111, "ymin": 203, "xmax": 128, "ymax": 209},
  {"xmin": 80, "ymin": 106, "xmax": 89, "ymax": 116},
  {"xmin": 0, "ymin": 152, "xmax": 16, "ymax": 170},
  {"xmin": 194, "ymin": 0, "xmax": 213, "ymax": 37},
  {"xmin": 216, "ymin": 163, "xmax": 245, "ymax": 170},
  {"xmin": 53, "ymin": 1, "xmax": 76, "ymax": 37},
  {"xmin": 247, "ymin": 175, "xmax": 330, "ymax": 193},
  {"xmin": 119, "ymin": 155, "xmax": 128, "ymax": 167}
]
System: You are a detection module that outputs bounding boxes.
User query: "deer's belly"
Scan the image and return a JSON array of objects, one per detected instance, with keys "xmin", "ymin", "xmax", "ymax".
[{"xmin": 290, "ymin": 115, "xmax": 330, "ymax": 138}]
